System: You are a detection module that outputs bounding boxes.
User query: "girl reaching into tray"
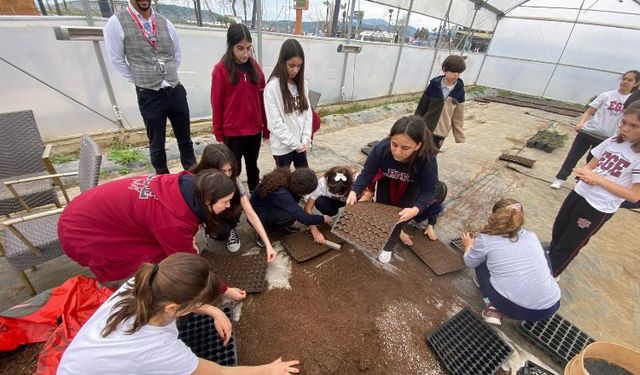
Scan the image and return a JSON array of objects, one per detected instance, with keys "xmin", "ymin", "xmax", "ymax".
[
  {"xmin": 58, "ymin": 253, "xmax": 299, "ymax": 375},
  {"xmin": 345, "ymin": 115, "xmax": 439, "ymax": 263}
]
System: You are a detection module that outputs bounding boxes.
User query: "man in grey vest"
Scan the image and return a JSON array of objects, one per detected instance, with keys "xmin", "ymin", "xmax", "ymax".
[{"xmin": 103, "ymin": 0, "xmax": 196, "ymax": 174}]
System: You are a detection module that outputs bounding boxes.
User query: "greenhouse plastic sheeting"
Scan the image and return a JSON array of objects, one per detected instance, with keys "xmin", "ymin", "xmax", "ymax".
[{"xmin": 488, "ymin": 18, "xmax": 573, "ymax": 62}]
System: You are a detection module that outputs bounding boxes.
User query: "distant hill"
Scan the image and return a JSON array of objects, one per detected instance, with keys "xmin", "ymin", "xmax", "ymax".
[{"xmin": 60, "ymin": 2, "xmax": 415, "ymax": 37}]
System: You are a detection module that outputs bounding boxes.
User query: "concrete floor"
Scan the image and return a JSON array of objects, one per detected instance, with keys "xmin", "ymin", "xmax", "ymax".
[{"xmin": 1, "ymin": 99, "xmax": 638, "ymax": 371}]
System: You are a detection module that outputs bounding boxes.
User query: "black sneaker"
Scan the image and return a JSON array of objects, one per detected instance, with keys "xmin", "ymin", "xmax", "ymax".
[
  {"xmin": 227, "ymin": 229, "xmax": 241, "ymax": 253},
  {"xmin": 255, "ymin": 234, "xmax": 265, "ymax": 248}
]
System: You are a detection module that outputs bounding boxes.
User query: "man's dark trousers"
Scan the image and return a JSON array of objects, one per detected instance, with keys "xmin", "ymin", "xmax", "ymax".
[{"xmin": 136, "ymin": 83, "xmax": 196, "ymax": 174}]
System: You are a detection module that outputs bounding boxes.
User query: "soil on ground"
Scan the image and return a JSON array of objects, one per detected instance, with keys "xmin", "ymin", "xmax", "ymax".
[
  {"xmin": 233, "ymin": 241, "xmax": 467, "ymax": 375},
  {"xmin": 0, "ymin": 343, "xmax": 42, "ymax": 375}
]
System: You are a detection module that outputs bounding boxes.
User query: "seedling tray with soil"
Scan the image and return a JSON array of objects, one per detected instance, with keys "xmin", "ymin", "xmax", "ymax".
[
  {"xmin": 281, "ymin": 225, "xmax": 345, "ymax": 262},
  {"xmin": 409, "ymin": 234, "xmax": 464, "ymax": 275},
  {"xmin": 332, "ymin": 202, "xmax": 402, "ymax": 255},
  {"xmin": 516, "ymin": 360, "xmax": 554, "ymax": 375},
  {"xmin": 499, "ymin": 154, "xmax": 536, "ymax": 168},
  {"xmin": 206, "ymin": 253, "xmax": 267, "ymax": 293}
]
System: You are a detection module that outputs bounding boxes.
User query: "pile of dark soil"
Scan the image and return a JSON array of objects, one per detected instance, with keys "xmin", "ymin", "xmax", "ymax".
[{"xmin": 0, "ymin": 343, "xmax": 42, "ymax": 375}]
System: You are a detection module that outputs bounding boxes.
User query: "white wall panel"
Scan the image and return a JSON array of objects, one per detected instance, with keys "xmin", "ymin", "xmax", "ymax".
[
  {"xmin": 544, "ymin": 66, "xmax": 621, "ymax": 104},
  {"xmin": 0, "ymin": 17, "xmax": 121, "ymax": 139},
  {"xmin": 477, "ymin": 56, "xmax": 555, "ymax": 96},
  {"xmin": 343, "ymin": 41, "xmax": 400, "ymax": 101},
  {"xmin": 560, "ymin": 24, "xmax": 640, "ymax": 73},
  {"xmin": 489, "ymin": 18, "xmax": 573, "ymax": 62},
  {"xmin": 391, "ymin": 45, "xmax": 433, "ymax": 96}
]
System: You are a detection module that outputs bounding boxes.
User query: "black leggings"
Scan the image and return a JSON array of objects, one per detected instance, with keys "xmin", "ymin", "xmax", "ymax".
[
  {"xmin": 555, "ymin": 132, "xmax": 603, "ymax": 180},
  {"xmin": 225, "ymin": 134, "xmax": 262, "ymax": 191},
  {"xmin": 549, "ymin": 191, "xmax": 613, "ymax": 276}
]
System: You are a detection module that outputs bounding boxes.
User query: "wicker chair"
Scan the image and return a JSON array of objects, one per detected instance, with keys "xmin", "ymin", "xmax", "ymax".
[
  {"xmin": 0, "ymin": 110, "xmax": 66, "ymax": 216},
  {"xmin": 0, "ymin": 135, "xmax": 102, "ymax": 294}
]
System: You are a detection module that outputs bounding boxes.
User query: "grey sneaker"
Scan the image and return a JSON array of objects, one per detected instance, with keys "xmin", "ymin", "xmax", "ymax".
[
  {"xmin": 226, "ymin": 229, "xmax": 241, "ymax": 253},
  {"xmin": 550, "ymin": 179, "xmax": 565, "ymax": 189}
]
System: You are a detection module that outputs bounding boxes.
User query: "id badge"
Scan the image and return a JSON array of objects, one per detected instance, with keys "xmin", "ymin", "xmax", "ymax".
[{"xmin": 154, "ymin": 58, "xmax": 166, "ymax": 74}]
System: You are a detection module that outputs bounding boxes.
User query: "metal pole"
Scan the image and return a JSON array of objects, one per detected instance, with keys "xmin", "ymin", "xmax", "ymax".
[
  {"xmin": 541, "ymin": 0, "xmax": 585, "ymax": 97},
  {"xmin": 427, "ymin": 0, "xmax": 453, "ymax": 81},
  {"xmin": 80, "ymin": 0, "xmax": 125, "ymax": 129},
  {"xmin": 37, "ymin": 0, "xmax": 48, "ymax": 15},
  {"xmin": 388, "ymin": 0, "xmax": 414, "ymax": 96},
  {"xmin": 256, "ymin": 0, "xmax": 263, "ymax": 65},
  {"xmin": 337, "ymin": 0, "xmax": 356, "ymax": 101},
  {"xmin": 474, "ymin": 15, "xmax": 500, "ymax": 85},
  {"xmin": 461, "ymin": 4, "xmax": 479, "ymax": 56},
  {"xmin": 331, "ymin": 0, "xmax": 341, "ymax": 37}
]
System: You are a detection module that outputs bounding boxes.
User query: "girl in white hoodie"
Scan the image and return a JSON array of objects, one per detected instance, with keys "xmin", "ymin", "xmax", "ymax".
[{"xmin": 264, "ymin": 39, "xmax": 312, "ymax": 168}]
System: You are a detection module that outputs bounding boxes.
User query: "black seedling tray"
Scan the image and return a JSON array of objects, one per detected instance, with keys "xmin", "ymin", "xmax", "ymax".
[
  {"xmin": 519, "ymin": 314, "xmax": 595, "ymax": 366},
  {"xmin": 178, "ymin": 305, "xmax": 238, "ymax": 366},
  {"xmin": 427, "ymin": 308, "xmax": 513, "ymax": 375},
  {"xmin": 516, "ymin": 361, "xmax": 554, "ymax": 375},
  {"xmin": 450, "ymin": 237, "xmax": 464, "ymax": 252}
]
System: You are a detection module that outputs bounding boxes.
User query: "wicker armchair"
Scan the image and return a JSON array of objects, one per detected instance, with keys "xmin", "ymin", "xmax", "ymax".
[
  {"xmin": 0, "ymin": 135, "xmax": 102, "ymax": 294},
  {"xmin": 0, "ymin": 110, "xmax": 66, "ymax": 216}
]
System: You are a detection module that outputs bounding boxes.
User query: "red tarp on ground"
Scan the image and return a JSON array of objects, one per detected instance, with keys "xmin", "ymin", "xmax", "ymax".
[{"xmin": 0, "ymin": 275, "xmax": 113, "ymax": 374}]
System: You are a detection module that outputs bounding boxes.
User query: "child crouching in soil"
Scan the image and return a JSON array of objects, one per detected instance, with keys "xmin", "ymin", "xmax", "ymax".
[
  {"xmin": 461, "ymin": 199, "xmax": 561, "ymax": 326},
  {"xmin": 304, "ymin": 166, "xmax": 357, "ymax": 244},
  {"xmin": 58, "ymin": 253, "xmax": 299, "ymax": 374}
]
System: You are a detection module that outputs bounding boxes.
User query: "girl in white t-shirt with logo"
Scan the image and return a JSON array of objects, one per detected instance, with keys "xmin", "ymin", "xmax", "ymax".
[
  {"xmin": 549, "ymin": 102, "xmax": 640, "ymax": 276},
  {"xmin": 550, "ymin": 70, "xmax": 639, "ymax": 189},
  {"xmin": 304, "ymin": 166, "xmax": 358, "ymax": 244},
  {"xmin": 58, "ymin": 253, "xmax": 299, "ymax": 375},
  {"xmin": 264, "ymin": 39, "xmax": 312, "ymax": 169}
]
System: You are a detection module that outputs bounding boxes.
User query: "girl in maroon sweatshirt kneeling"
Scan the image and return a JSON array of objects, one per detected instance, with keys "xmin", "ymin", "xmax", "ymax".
[{"xmin": 57, "ymin": 169, "xmax": 245, "ymax": 300}]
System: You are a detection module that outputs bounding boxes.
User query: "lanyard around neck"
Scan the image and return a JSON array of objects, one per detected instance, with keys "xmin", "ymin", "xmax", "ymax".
[{"xmin": 127, "ymin": 7, "xmax": 157, "ymax": 49}]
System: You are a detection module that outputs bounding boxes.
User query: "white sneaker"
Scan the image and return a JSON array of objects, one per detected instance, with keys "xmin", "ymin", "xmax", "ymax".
[
  {"xmin": 550, "ymin": 179, "xmax": 565, "ymax": 189},
  {"xmin": 378, "ymin": 250, "xmax": 392, "ymax": 263},
  {"xmin": 226, "ymin": 229, "xmax": 241, "ymax": 253}
]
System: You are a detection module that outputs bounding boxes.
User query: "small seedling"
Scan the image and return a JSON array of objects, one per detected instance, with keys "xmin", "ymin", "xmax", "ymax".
[
  {"xmin": 118, "ymin": 167, "xmax": 130, "ymax": 175},
  {"xmin": 50, "ymin": 153, "xmax": 74, "ymax": 164},
  {"xmin": 108, "ymin": 148, "xmax": 145, "ymax": 166}
]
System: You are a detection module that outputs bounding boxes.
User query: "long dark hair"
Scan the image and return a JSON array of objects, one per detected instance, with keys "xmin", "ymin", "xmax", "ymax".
[
  {"xmin": 268, "ymin": 39, "xmax": 309, "ymax": 114},
  {"xmin": 191, "ymin": 144, "xmax": 242, "ymax": 221},
  {"xmin": 101, "ymin": 253, "xmax": 220, "ymax": 337},
  {"xmin": 623, "ymin": 70, "xmax": 640, "ymax": 93},
  {"xmin": 388, "ymin": 115, "xmax": 439, "ymax": 173},
  {"xmin": 222, "ymin": 23, "xmax": 259, "ymax": 85},
  {"xmin": 194, "ymin": 169, "xmax": 236, "ymax": 236},
  {"xmin": 260, "ymin": 167, "xmax": 318, "ymax": 198},
  {"xmin": 615, "ymin": 102, "xmax": 640, "ymax": 153}
]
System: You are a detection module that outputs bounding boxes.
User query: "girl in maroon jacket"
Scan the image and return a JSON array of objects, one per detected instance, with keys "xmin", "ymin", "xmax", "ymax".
[
  {"xmin": 57, "ymin": 169, "xmax": 246, "ymax": 301},
  {"xmin": 211, "ymin": 24, "xmax": 268, "ymax": 192}
]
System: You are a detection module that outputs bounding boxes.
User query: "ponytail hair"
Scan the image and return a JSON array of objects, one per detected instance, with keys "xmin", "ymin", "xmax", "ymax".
[
  {"xmin": 325, "ymin": 166, "xmax": 354, "ymax": 197},
  {"xmin": 260, "ymin": 167, "xmax": 318, "ymax": 198},
  {"xmin": 101, "ymin": 253, "xmax": 220, "ymax": 337},
  {"xmin": 481, "ymin": 198, "xmax": 525, "ymax": 241},
  {"xmin": 615, "ymin": 101, "xmax": 640, "ymax": 153},
  {"xmin": 388, "ymin": 115, "xmax": 439, "ymax": 173}
]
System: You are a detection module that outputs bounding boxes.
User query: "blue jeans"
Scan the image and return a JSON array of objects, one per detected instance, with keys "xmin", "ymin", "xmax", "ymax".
[{"xmin": 273, "ymin": 151, "xmax": 308, "ymax": 169}]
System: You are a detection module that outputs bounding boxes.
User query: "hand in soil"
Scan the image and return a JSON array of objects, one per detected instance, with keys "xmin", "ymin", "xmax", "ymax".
[
  {"xmin": 310, "ymin": 226, "xmax": 326, "ymax": 244},
  {"xmin": 359, "ymin": 189, "xmax": 373, "ymax": 202},
  {"xmin": 346, "ymin": 191, "xmax": 358, "ymax": 205},
  {"xmin": 398, "ymin": 206, "xmax": 419, "ymax": 222},
  {"xmin": 267, "ymin": 358, "xmax": 300, "ymax": 374},
  {"xmin": 460, "ymin": 232, "xmax": 475, "ymax": 251},
  {"xmin": 399, "ymin": 230, "xmax": 414, "ymax": 246},
  {"xmin": 213, "ymin": 311, "xmax": 233, "ymax": 345},
  {"xmin": 265, "ymin": 245, "xmax": 277, "ymax": 262},
  {"xmin": 424, "ymin": 225, "xmax": 437, "ymax": 241},
  {"xmin": 224, "ymin": 287, "xmax": 247, "ymax": 301}
]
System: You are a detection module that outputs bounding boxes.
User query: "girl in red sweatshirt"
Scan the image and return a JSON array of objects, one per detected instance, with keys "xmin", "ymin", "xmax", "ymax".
[
  {"xmin": 57, "ymin": 169, "xmax": 245, "ymax": 301},
  {"xmin": 211, "ymin": 24, "xmax": 268, "ymax": 192}
]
